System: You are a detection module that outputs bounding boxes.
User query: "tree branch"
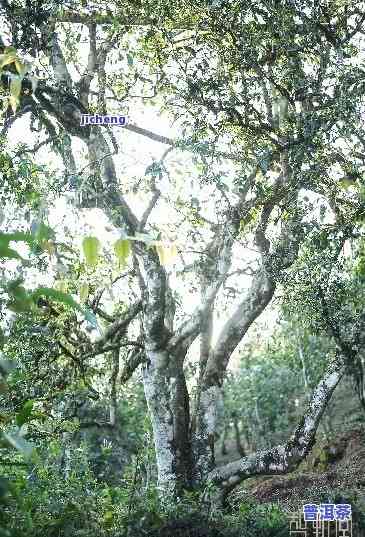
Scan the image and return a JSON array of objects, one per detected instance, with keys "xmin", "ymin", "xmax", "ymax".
[
  {"xmin": 56, "ymin": 10, "xmax": 196, "ymax": 29},
  {"xmin": 167, "ymin": 226, "xmax": 236, "ymax": 353},
  {"xmin": 139, "ymin": 188, "xmax": 161, "ymax": 231},
  {"xmin": 86, "ymin": 128, "xmax": 139, "ymax": 233},
  {"xmin": 49, "ymin": 31, "xmax": 73, "ymax": 88},
  {"xmin": 204, "ymin": 188, "xmax": 301, "ymax": 387},
  {"xmin": 93, "ymin": 300, "xmax": 142, "ymax": 348},
  {"xmin": 124, "ymin": 123, "xmax": 243, "ymax": 162},
  {"xmin": 109, "ymin": 348, "xmax": 119, "ymax": 426},
  {"xmin": 204, "ymin": 270, "xmax": 275, "ymax": 387},
  {"xmin": 120, "ymin": 348, "xmax": 146, "ymax": 383},
  {"xmin": 77, "ymin": 22, "xmax": 97, "ymax": 108},
  {"xmin": 208, "ymin": 353, "xmax": 345, "ymax": 492}
]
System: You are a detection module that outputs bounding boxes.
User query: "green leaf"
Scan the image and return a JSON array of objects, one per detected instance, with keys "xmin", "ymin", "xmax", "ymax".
[
  {"xmin": 0, "ymin": 48, "xmax": 17, "ymax": 69},
  {"xmin": 0, "ymin": 231, "xmax": 36, "ymax": 248},
  {"xmin": 103, "ymin": 510, "xmax": 114, "ymax": 526},
  {"xmin": 127, "ymin": 53, "xmax": 134, "ymax": 66},
  {"xmin": 0, "ymin": 245, "xmax": 23, "ymax": 260},
  {"xmin": 32, "ymin": 287, "xmax": 81, "ymax": 311},
  {"xmin": 7, "ymin": 300, "xmax": 32, "ymax": 313},
  {"xmin": 10, "ymin": 75, "xmax": 22, "ymax": 100},
  {"xmin": 84, "ymin": 308, "xmax": 99, "ymax": 330},
  {"xmin": 114, "ymin": 238, "xmax": 131, "ymax": 267},
  {"xmin": 31, "ymin": 221, "xmax": 55, "ymax": 243},
  {"xmin": 3, "ymin": 46, "xmax": 17, "ymax": 56},
  {"xmin": 338, "ymin": 177, "xmax": 356, "ymax": 190},
  {"xmin": 79, "ymin": 282, "xmax": 89, "ymax": 303},
  {"xmin": 54, "ymin": 279, "xmax": 68, "ymax": 293},
  {"xmin": 7, "ymin": 282, "xmax": 34, "ymax": 312},
  {"xmin": 16, "ymin": 401, "xmax": 34, "ymax": 427},
  {"xmin": 8, "ymin": 283, "xmax": 31, "ymax": 302},
  {"xmin": 82, "ymin": 236, "xmax": 100, "ymax": 267},
  {"xmin": 32, "ymin": 287, "xmax": 99, "ymax": 330}
]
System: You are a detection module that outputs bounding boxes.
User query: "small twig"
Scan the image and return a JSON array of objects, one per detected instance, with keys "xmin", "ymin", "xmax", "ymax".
[
  {"xmin": 1, "ymin": 104, "xmax": 33, "ymax": 135},
  {"xmin": 12, "ymin": 137, "xmax": 58, "ymax": 158}
]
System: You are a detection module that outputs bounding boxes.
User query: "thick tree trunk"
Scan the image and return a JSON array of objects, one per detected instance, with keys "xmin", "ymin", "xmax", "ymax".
[
  {"xmin": 143, "ymin": 350, "xmax": 345, "ymax": 497},
  {"xmin": 142, "ymin": 349, "xmax": 192, "ymax": 497},
  {"xmin": 192, "ymin": 384, "xmax": 222, "ymax": 481}
]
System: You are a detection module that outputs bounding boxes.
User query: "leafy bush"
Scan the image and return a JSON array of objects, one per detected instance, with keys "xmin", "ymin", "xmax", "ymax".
[{"xmin": 1, "ymin": 447, "xmax": 292, "ymax": 537}]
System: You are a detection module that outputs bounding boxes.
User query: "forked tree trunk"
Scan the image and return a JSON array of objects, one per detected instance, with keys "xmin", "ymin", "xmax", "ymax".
[{"xmin": 143, "ymin": 351, "xmax": 345, "ymax": 500}]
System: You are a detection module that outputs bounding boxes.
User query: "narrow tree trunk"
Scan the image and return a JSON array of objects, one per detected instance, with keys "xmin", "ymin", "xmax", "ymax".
[
  {"xmin": 233, "ymin": 416, "xmax": 245, "ymax": 457},
  {"xmin": 296, "ymin": 326, "xmax": 310, "ymax": 398},
  {"xmin": 221, "ymin": 424, "xmax": 228, "ymax": 456},
  {"xmin": 241, "ymin": 425, "xmax": 251, "ymax": 455}
]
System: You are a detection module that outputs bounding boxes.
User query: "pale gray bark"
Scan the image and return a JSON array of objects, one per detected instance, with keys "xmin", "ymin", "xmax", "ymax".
[
  {"xmin": 50, "ymin": 32, "xmax": 73, "ymax": 88},
  {"xmin": 142, "ymin": 352, "xmax": 177, "ymax": 496},
  {"xmin": 142, "ymin": 347, "xmax": 191, "ymax": 496},
  {"xmin": 192, "ymin": 270, "xmax": 275, "ymax": 478},
  {"xmin": 191, "ymin": 186, "xmax": 303, "ymax": 481},
  {"xmin": 205, "ymin": 270, "xmax": 275, "ymax": 385}
]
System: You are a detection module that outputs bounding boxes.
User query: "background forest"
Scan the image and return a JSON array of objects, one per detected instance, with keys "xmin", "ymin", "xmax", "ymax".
[{"xmin": 1, "ymin": 1, "xmax": 365, "ymax": 536}]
